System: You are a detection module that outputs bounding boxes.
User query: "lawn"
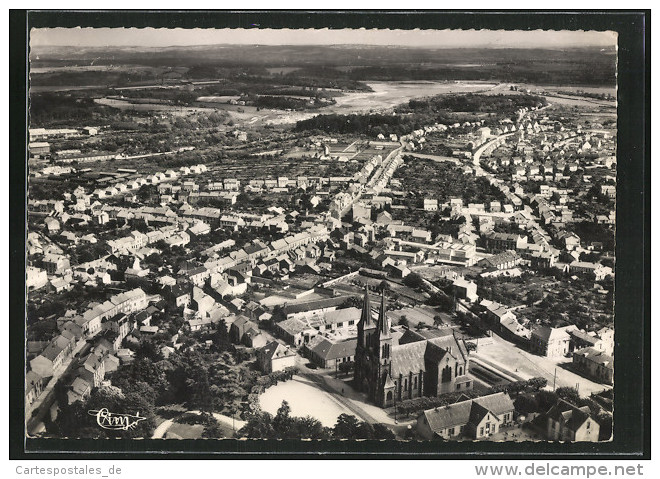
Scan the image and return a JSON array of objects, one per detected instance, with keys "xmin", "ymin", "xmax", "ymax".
[{"xmin": 259, "ymin": 375, "xmax": 347, "ymax": 427}]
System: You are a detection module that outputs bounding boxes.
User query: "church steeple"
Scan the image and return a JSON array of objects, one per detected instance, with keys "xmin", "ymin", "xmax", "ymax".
[
  {"xmin": 377, "ymin": 290, "xmax": 391, "ymax": 337},
  {"xmin": 357, "ymin": 287, "xmax": 373, "ymax": 349},
  {"xmin": 359, "ymin": 287, "xmax": 373, "ymax": 327}
]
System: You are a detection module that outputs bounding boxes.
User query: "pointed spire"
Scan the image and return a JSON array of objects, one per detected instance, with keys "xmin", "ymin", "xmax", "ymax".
[
  {"xmin": 359, "ymin": 286, "xmax": 373, "ymax": 326},
  {"xmin": 378, "ymin": 290, "xmax": 390, "ymax": 335}
]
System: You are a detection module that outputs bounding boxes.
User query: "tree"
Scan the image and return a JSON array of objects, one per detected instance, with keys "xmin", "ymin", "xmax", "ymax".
[
  {"xmin": 58, "ymin": 386, "xmax": 157, "ymax": 439},
  {"xmin": 428, "ymin": 291, "xmax": 454, "ymax": 312},
  {"xmin": 536, "ymin": 390, "xmax": 559, "ymax": 413},
  {"xmin": 525, "ymin": 290, "xmax": 544, "ymax": 306},
  {"xmin": 201, "ymin": 416, "xmax": 224, "ymax": 439},
  {"xmin": 433, "ymin": 315, "xmax": 444, "ymax": 327},
  {"xmin": 403, "ymin": 273, "xmax": 424, "ymax": 289},
  {"xmin": 372, "ymin": 423, "xmax": 396, "ymax": 439},
  {"xmin": 338, "ymin": 360, "xmax": 355, "ymax": 377},
  {"xmin": 143, "ymin": 253, "xmax": 164, "ymax": 268},
  {"xmin": 238, "ymin": 412, "xmax": 275, "ymax": 439},
  {"xmin": 514, "ymin": 394, "xmax": 539, "ymax": 414},
  {"xmin": 135, "ymin": 340, "xmax": 164, "ymax": 362},
  {"xmin": 333, "ymin": 413, "xmax": 361, "ymax": 439},
  {"xmin": 527, "ymin": 377, "xmax": 548, "ymax": 391},
  {"xmin": 398, "ymin": 316, "xmax": 409, "ymax": 327},
  {"xmin": 292, "ymin": 416, "xmax": 330, "ymax": 440},
  {"xmin": 272, "ymin": 400, "xmax": 293, "ymax": 438},
  {"xmin": 379, "ymin": 280, "xmax": 390, "ymax": 292},
  {"xmin": 111, "ymin": 358, "xmax": 170, "ymax": 405},
  {"xmin": 556, "ymin": 387, "xmax": 581, "ymax": 406}
]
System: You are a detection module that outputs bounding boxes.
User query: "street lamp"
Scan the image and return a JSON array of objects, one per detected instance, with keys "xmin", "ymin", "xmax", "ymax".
[{"xmin": 393, "ymin": 384, "xmax": 398, "ymax": 424}]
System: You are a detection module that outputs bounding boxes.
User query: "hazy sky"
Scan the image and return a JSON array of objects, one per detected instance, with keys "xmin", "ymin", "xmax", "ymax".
[{"xmin": 31, "ymin": 27, "xmax": 617, "ymax": 49}]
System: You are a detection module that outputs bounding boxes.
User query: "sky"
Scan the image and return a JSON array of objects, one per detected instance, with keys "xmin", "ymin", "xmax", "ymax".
[{"xmin": 30, "ymin": 27, "xmax": 617, "ymax": 49}]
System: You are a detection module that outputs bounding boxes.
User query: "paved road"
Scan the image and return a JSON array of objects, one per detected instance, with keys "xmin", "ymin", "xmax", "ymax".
[{"xmin": 151, "ymin": 419, "xmax": 174, "ymax": 439}]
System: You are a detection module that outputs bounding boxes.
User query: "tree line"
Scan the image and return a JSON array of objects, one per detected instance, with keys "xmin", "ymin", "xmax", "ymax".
[{"xmin": 238, "ymin": 401, "xmax": 395, "ymax": 440}]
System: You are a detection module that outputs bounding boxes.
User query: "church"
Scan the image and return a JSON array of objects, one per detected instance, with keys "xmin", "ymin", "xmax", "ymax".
[{"xmin": 354, "ymin": 289, "xmax": 473, "ymax": 408}]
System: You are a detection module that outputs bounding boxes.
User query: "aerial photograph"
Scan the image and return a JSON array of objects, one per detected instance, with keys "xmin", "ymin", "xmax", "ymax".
[{"xmin": 25, "ymin": 26, "xmax": 617, "ymax": 443}]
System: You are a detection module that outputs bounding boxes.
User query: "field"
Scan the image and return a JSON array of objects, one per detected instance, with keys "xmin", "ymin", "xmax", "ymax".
[
  {"xmin": 259, "ymin": 375, "xmax": 348, "ymax": 427},
  {"xmin": 237, "ymin": 81, "xmax": 505, "ymax": 126},
  {"xmin": 95, "ymin": 97, "xmax": 217, "ymax": 116},
  {"xmin": 91, "ymin": 82, "xmax": 497, "ymax": 127}
]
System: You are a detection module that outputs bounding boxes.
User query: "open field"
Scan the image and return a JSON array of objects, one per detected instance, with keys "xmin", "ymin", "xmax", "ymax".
[
  {"xmin": 259, "ymin": 375, "xmax": 348, "ymax": 427},
  {"xmin": 259, "ymin": 81, "xmax": 505, "ymax": 125},
  {"xmin": 95, "ymin": 97, "xmax": 217, "ymax": 115}
]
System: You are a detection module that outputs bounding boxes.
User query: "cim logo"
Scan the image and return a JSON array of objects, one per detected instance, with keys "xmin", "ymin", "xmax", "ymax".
[{"xmin": 88, "ymin": 408, "xmax": 146, "ymax": 431}]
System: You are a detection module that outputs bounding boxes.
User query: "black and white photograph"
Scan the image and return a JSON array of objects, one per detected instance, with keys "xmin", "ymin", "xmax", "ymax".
[{"xmin": 12, "ymin": 10, "xmax": 649, "ymax": 460}]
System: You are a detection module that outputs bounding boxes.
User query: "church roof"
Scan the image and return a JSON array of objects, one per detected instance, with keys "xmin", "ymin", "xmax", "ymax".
[
  {"xmin": 390, "ymin": 341, "xmax": 428, "ymax": 377},
  {"xmin": 398, "ymin": 328, "xmax": 454, "ymax": 345}
]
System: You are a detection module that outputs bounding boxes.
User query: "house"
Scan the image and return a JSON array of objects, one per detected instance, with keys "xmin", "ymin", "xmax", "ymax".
[
  {"xmin": 243, "ymin": 327, "xmax": 268, "ymax": 348},
  {"xmin": 25, "ymin": 370, "xmax": 44, "ymax": 406},
  {"xmin": 530, "ymin": 326, "xmax": 571, "ymax": 358},
  {"xmin": 376, "ymin": 211, "xmax": 394, "ymax": 225},
  {"xmin": 29, "ymin": 340, "xmax": 70, "ymax": 378},
  {"xmin": 478, "ymin": 250, "xmax": 522, "ymax": 271},
  {"xmin": 26, "ymin": 267, "xmax": 48, "ymax": 291},
  {"xmin": 557, "ymin": 231, "xmax": 581, "ymax": 251},
  {"xmin": 78, "ymin": 350, "xmax": 106, "ymax": 387},
  {"xmin": 569, "ymin": 262, "xmax": 613, "ymax": 281},
  {"xmin": 280, "ymin": 296, "xmax": 353, "ymax": 320},
  {"xmin": 169, "ymin": 285, "xmax": 191, "ymax": 308},
  {"xmin": 546, "ymin": 399, "xmax": 600, "ymax": 442},
  {"xmin": 191, "ymin": 287, "xmax": 216, "ymax": 318},
  {"xmin": 424, "ymin": 199, "xmax": 438, "ymax": 212},
  {"xmin": 67, "ymin": 376, "xmax": 93, "ymax": 405},
  {"xmin": 42, "ymin": 254, "xmax": 70, "ymax": 275},
  {"xmin": 483, "ymin": 232, "xmax": 528, "ymax": 253},
  {"xmin": 61, "ymin": 320, "xmax": 84, "ymax": 341},
  {"xmin": 416, "ymin": 392, "xmax": 515, "ymax": 440},
  {"xmin": 187, "ymin": 266, "xmax": 210, "ymax": 287},
  {"xmin": 308, "ymin": 337, "xmax": 357, "ymax": 369},
  {"xmin": 453, "ymin": 277, "xmax": 478, "ymax": 302},
  {"xmin": 572, "ymin": 347, "xmax": 614, "ymax": 385},
  {"xmin": 411, "ymin": 229, "xmax": 432, "ymax": 243},
  {"xmin": 568, "ymin": 329, "xmax": 602, "ymax": 352},
  {"xmin": 140, "ymin": 325, "xmax": 159, "ymax": 335},
  {"xmin": 229, "ymin": 316, "xmax": 260, "ymax": 345},
  {"xmin": 257, "ymin": 341, "xmax": 297, "ymax": 373},
  {"xmin": 600, "ymin": 185, "xmax": 616, "ymax": 198}
]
